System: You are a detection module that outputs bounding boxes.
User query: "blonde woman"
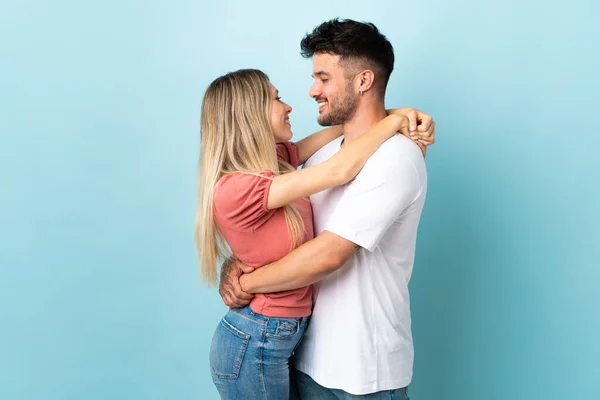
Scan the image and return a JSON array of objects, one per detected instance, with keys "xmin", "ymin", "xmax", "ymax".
[{"xmin": 195, "ymin": 69, "xmax": 433, "ymax": 399}]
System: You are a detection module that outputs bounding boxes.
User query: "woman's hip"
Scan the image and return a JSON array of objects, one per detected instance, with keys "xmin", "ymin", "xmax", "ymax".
[{"xmin": 209, "ymin": 306, "xmax": 309, "ymax": 377}]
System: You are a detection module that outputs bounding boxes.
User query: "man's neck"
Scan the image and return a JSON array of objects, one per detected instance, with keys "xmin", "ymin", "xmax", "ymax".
[{"xmin": 341, "ymin": 101, "xmax": 387, "ymax": 145}]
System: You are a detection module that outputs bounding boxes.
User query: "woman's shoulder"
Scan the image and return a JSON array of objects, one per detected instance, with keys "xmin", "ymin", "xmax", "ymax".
[
  {"xmin": 213, "ymin": 171, "xmax": 278, "ymax": 230},
  {"xmin": 215, "ymin": 170, "xmax": 275, "ymax": 195}
]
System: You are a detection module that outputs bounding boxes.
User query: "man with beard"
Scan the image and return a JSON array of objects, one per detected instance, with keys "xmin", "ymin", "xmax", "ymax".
[{"xmin": 219, "ymin": 19, "xmax": 433, "ymax": 399}]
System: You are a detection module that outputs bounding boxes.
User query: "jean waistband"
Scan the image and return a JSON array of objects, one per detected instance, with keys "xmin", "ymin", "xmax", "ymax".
[
  {"xmin": 229, "ymin": 305, "xmax": 268, "ymax": 324},
  {"xmin": 230, "ymin": 305, "xmax": 308, "ymax": 324}
]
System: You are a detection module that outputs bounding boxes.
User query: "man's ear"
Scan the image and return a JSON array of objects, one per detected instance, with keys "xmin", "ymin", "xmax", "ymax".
[{"xmin": 356, "ymin": 69, "xmax": 376, "ymax": 94}]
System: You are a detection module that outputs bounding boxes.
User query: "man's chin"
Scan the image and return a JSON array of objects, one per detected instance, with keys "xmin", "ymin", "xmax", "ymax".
[{"xmin": 317, "ymin": 115, "xmax": 334, "ymax": 127}]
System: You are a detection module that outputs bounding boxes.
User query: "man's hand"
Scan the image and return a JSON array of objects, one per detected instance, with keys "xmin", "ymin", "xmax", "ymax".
[{"xmin": 218, "ymin": 257, "xmax": 255, "ymax": 308}]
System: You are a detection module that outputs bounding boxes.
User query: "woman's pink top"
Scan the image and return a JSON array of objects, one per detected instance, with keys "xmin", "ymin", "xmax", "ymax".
[{"xmin": 213, "ymin": 142, "xmax": 314, "ymax": 317}]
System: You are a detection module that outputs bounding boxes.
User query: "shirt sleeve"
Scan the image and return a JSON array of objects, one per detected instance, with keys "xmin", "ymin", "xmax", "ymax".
[
  {"xmin": 214, "ymin": 171, "xmax": 276, "ymax": 231},
  {"xmin": 324, "ymin": 157, "xmax": 424, "ymax": 252},
  {"xmin": 276, "ymin": 142, "xmax": 300, "ymax": 168}
]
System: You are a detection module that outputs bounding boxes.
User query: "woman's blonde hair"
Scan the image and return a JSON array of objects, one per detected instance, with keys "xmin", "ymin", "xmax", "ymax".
[{"xmin": 194, "ymin": 69, "xmax": 305, "ymax": 284}]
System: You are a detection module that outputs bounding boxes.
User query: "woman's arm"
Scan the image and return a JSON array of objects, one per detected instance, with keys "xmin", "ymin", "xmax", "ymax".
[
  {"xmin": 266, "ymin": 113, "xmax": 409, "ymax": 210},
  {"xmin": 294, "ymin": 109, "xmax": 435, "ymax": 164},
  {"xmin": 294, "ymin": 125, "xmax": 343, "ymax": 165}
]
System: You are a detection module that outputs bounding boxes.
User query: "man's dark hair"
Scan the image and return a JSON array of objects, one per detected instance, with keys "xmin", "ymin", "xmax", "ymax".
[{"xmin": 300, "ymin": 18, "xmax": 395, "ymax": 93}]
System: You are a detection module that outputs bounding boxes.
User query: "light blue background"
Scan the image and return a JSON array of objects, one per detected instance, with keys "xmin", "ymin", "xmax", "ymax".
[{"xmin": 1, "ymin": 1, "xmax": 598, "ymax": 399}]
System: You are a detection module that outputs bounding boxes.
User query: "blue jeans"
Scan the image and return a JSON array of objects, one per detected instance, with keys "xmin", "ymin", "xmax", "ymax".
[
  {"xmin": 209, "ymin": 305, "xmax": 309, "ymax": 399},
  {"xmin": 291, "ymin": 369, "xmax": 410, "ymax": 400}
]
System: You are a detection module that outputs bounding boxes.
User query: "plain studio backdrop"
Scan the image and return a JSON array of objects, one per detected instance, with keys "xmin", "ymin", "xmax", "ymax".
[{"xmin": 1, "ymin": 1, "xmax": 598, "ymax": 399}]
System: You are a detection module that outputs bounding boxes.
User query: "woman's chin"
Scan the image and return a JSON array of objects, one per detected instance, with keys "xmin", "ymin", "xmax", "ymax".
[{"xmin": 275, "ymin": 132, "xmax": 293, "ymax": 143}]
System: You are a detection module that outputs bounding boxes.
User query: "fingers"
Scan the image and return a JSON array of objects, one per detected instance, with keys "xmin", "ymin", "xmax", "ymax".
[
  {"xmin": 416, "ymin": 113, "xmax": 433, "ymax": 131},
  {"xmin": 228, "ymin": 277, "xmax": 254, "ymax": 301},
  {"xmin": 228, "ymin": 296, "xmax": 253, "ymax": 309},
  {"xmin": 413, "ymin": 121, "xmax": 435, "ymax": 146},
  {"xmin": 226, "ymin": 296, "xmax": 253, "ymax": 308},
  {"xmin": 228, "ymin": 261, "xmax": 254, "ymax": 305},
  {"xmin": 391, "ymin": 108, "xmax": 434, "ymax": 146},
  {"xmin": 220, "ymin": 282, "xmax": 253, "ymax": 308},
  {"xmin": 219, "ymin": 286, "xmax": 236, "ymax": 308},
  {"xmin": 406, "ymin": 109, "xmax": 418, "ymax": 136},
  {"xmin": 238, "ymin": 263, "xmax": 255, "ymax": 274},
  {"xmin": 224, "ymin": 278, "xmax": 253, "ymax": 308},
  {"xmin": 218, "ymin": 258, "xmax": 254, "ymax": 308}
]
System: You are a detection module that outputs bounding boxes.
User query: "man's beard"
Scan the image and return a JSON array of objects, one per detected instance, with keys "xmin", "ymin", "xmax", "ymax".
[{"xmin": 317, "ymin": 86, "xmax": 359, "ymax": 126}]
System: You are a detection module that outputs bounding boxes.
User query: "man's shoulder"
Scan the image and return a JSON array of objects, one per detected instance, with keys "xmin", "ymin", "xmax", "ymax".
[
  {"xmin": 358, "ymin": 135, "xmax": 426, "ymax": 181},
  {"xmin": 336, "ymin": 135, "xmax": 426, "ymax": 205},
  {"xmin": 371, "ymin": 135, "xmax": 424, "ymax": 165}
]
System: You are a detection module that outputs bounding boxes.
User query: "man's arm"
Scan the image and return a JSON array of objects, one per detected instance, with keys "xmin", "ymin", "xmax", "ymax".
[
  {"xmin": 239, "ymin": 231, "xmax": 358, "ymax": 293},
  {"xmin": 216, "ymin": 234, "xmax": 353, "ymax": 305}
]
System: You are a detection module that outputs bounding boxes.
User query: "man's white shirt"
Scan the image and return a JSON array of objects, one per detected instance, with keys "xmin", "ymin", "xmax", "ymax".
[{"xmin": 294, "ymin": 134, "xmax": 427, "ymax": 395}]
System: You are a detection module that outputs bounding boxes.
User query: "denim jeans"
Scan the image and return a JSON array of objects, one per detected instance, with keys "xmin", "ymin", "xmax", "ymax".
[
  {"xmin": 291, "ymin": 368, "xmax": 410, "ymax": 400},
  {"xmin": 209, "ymin": 305, "xmax": 309, "ymax": 400}
]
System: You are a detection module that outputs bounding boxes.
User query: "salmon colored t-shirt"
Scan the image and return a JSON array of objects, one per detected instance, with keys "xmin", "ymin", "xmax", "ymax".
[{"xmin": 213, "ymin": 142, "xmax": 314, "ymax": 317}]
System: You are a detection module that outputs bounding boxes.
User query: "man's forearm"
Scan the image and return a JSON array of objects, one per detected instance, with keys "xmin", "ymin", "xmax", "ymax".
[
  {"xmin": 240, "ymin": 255, "xmax": 331, "ymax": 293},
  {"xmin": 240, "ymin": 232, "xmax": 356, "ymax": 293}
]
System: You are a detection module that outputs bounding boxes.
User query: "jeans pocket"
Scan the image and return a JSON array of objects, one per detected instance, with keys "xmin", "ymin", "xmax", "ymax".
[
  {"xmin": 267, "ymin": 318, "xmax": 298, "ymax": 340},
  {"xmin": 209, "ymin": 316, "xmax": 250, "ymax": 379}
]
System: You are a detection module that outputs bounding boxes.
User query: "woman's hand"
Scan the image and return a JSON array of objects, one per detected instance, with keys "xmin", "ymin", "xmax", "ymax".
[{"xmin": 387, "ymin": 108, "xmax": 436, "ymax": 148}]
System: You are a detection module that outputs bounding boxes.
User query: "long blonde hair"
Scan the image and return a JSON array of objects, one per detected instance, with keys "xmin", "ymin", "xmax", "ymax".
[{"xmin": 195, "ymin": 69, "xmax": 305, "ymax": 284}]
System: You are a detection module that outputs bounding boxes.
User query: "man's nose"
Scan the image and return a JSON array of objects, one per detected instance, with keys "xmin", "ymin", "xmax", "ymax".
[{"xmin": 309, "ymin": 82, "xmax": 320, "ymax": 99}]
